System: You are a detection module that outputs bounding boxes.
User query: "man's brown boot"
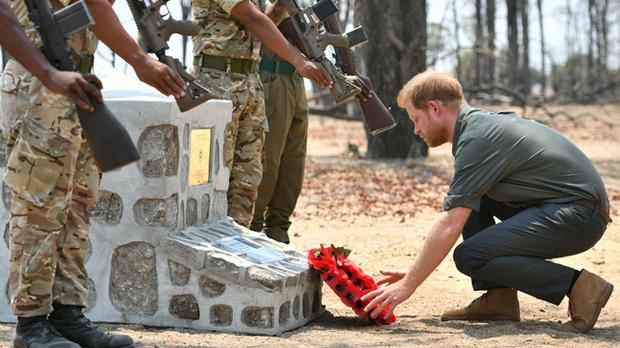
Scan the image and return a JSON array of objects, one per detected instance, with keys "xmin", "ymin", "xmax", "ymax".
[
  {"xmin": 559, "ymin": 269, "xmax": 613, "ymax": 334},
  {"xmin": 441, "ymin": 288, "xmax": 520, "ymax": 321}
]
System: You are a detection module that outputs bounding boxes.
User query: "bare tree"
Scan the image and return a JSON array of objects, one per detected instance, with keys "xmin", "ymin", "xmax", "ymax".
[
  {"xmin": 355, "ymin": 0, "xmax": 428, "ymax": 159},
  {"xmin": 520, "ymin": 0, "xmax": 530, "ymax": 95},
  {"xmin": 181, "ymin": 0, "xmax": 192, "ymax": 67},
  {"xmin": 475, "ymin": 0, "xmax": 483, "ymax": 86},
  {"xmin": 485, "ymin": 0, "xmax": 496, "ymax": 85},
  {"xmin": 453, "ymin": 0, "xmax": 462, "ymax": 81},
  {"xmin": 537, "ymin": 0, "xmax": 546, "ymax": 96}
]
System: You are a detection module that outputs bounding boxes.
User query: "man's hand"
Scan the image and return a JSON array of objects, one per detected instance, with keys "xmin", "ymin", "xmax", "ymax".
[
  {"xmin": 347, "ymin": 75, "xmax": 372, "ymax": 101},
  {"xmin": 376, "ymin": 270, "xmax": 407, "ymax": 286},
  {"xmin": 43, "ymin": 70, "xmax": 103, "ymax": 112},
  {"xmin": 296, "ymin": 59, "xmax": 333, "ymax": 89},
  {"xmin": 84, "ymin": 0, "xmax": 185, "ymax": 98},
  {"xmin": 361, "ymin": 279, "xmax": 414, "ymax": 320},
  {"xmin": 133, "ymin": 57, "xmax": 186, "ymax": 99}
]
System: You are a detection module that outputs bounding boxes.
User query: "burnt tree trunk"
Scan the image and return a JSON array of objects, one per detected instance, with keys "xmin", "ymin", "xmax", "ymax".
[
  {"xmin": 355, "ymin": 0, "xmax": 427, "ymax": 159},
  {"xmin": 475, "ymin": 0, "xmax": 483, "ymax": 87},
  {"xmin": 453, "ymin": 0, "xmax": 462, "ymax": 81},
  {"xmin": 507, "ymin": 0, "xmax": 519, "ymax": 89},
  {"xmin": 520, "ymin": 0, "xmax": 530, "ymax": 96},
  {"xmin": 181, "ymin": 0, "xmax": 192, "ymax": 67},
  {"xmin": 485, "ymin": 0, "xmax": 496, "ymax": 85},
  {"xmin": 537, "ymin": 0, "xmax": 545, "ymax": 97}
]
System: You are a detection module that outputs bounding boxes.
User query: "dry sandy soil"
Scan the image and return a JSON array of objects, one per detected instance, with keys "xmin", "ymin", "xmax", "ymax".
[{"xmin": 1, "ymin": 104, "xmax": 619, "ymax": 347}]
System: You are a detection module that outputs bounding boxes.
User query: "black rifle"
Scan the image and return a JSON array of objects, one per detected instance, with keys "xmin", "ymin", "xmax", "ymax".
[
  {"xmin": 24, "ymin": 0, "xmax": 139, "ymax": 172},
  {"xmin": 126, "ymin": 0, "xmax": 218, "ymax": 112}
]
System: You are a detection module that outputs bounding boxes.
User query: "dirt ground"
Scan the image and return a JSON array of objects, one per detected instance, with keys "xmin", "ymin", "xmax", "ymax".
[{"xmin": 1, "ymin": 104, "xmax": 619, "ymax": 347}]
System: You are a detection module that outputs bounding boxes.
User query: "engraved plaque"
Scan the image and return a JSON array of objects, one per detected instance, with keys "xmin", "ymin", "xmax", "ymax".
[{"xmin": 189, "ymin": 129, "xmax": 212, "ymax": 186}]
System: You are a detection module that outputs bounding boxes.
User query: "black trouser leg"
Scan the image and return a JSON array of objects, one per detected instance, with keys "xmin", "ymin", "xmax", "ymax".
[{"xmin": 456, "ymin": 198, "xmax": 607, "ymax": 305}]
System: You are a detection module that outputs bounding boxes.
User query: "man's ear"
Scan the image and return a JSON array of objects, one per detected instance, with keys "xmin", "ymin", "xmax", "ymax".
[{"xmin": 427, "ymin": 100, "xmax": 442, "ymax": 115}]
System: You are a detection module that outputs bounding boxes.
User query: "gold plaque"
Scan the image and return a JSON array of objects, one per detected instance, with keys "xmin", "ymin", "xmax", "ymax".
[{"xmin": 189, "ymin": 129, "xmax": 212, "ymax": 186}]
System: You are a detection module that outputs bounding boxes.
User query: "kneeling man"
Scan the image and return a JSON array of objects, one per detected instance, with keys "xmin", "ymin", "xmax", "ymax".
[{"xmin": 362, "ymin": 71, "xmax": 613, "ymax": 333}]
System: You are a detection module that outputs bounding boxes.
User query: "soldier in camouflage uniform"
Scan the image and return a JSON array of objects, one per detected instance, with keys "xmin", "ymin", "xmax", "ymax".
[
  {"xmin": 1, "ymin": 1, "xmax": 185, "ymax": 347},
  {"xmin": 191, "ymin": 0, "xmax": 331, "ymax": 228},
  {"xmin": 1, "ymin": 1, "xmax": 103, "ymax": 112}
]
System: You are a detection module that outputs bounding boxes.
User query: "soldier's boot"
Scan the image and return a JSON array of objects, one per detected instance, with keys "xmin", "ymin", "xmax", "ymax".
[
  {"xmin": 13, "ymin": 315, "xmax": 80, "ymax": 348},
  {"xmin": 265, "ymin": 228, "xmax": 290, "ymax": 244},
  {"xmin": 441, "ymin": 288, "xmax": 520, "ymax": 322},
  {"xmin": 559, "ymin": 269, "xmax": 614, "ymax": 333},
  {"xmin": 49, "ymin": 304, "xmax": 135, "ymax": 348}
]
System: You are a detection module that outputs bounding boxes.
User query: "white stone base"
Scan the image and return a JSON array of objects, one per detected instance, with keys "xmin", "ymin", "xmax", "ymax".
[{"xmin": 0, "ymin": 79, "xmax": 322, "ymax": 335}]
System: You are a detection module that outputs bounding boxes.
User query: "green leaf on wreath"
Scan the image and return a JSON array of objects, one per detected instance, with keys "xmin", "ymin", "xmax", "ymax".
[{"xmin": 339, "ymin": 247, "xmax": 352, "ymax": 257}]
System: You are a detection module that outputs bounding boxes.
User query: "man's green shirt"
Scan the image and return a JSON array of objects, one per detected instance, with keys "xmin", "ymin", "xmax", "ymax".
[{"xmin": 444, "ymin": 105, "xmax": 609, "ymax": 215}]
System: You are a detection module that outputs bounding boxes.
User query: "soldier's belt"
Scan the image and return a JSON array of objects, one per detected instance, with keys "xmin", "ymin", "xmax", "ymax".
[
  {"xmin": 259, "ymin": 57, "xmax": 296, "ymax": 75},
  {"xmin": 193, "ymin": 54, "xmax": 257, "ymax": 74},
  {"xmin": 70, "ymin": 52, "xmax": 94, "ymax": 74}
]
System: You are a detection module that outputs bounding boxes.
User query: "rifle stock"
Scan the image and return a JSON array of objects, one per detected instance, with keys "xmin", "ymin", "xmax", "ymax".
[
  {"xmin": 323, "ymin": 15, "xmax": 396, "ymax": 135},
  {"xmin": 25, "ymin": 0, "xmax": 140, "ymax": 172}
]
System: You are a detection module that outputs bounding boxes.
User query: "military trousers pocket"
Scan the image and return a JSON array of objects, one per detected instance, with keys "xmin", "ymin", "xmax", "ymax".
[{"xmin": 3, "ymin": 120, "xmax": 73, "ymax": 207}]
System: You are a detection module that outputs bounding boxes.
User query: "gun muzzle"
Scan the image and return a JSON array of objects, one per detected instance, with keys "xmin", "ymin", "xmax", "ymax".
[
  {"xmin": 346, "ymin": 27, "xmax": 367, "ymax": 48},
  {"xmin": 311, "ymin": 0, "xmax": 338, "ymax": 22}
]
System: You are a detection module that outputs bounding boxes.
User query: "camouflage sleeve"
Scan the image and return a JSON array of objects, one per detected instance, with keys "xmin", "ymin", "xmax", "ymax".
[{"xmin": 214, "ymin": 0, "xmax": 247, "ymax": 15}]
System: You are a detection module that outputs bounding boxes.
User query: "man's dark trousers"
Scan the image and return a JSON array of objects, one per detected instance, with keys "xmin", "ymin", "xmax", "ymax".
[{"xmin": 453, "ymin": 196, "xmax": 608, "ymax": 305}]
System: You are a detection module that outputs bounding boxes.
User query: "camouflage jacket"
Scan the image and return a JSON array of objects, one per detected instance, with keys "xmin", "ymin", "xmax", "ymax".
[
  {"xmin": 6, "ymin": 0, "xmax": 98, "ymax": 55},
  {"xmin": 192, "ymin": 0, "xmax": 261, "ymax": 60}
]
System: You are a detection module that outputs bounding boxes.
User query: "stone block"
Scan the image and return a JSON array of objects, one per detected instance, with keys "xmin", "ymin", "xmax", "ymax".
[
  {"xmin": 279, "ymin": 301, "xmax": 290, "ymax": 326},
  {"xmin": 92, "ymin": 190, "xmax": 123, "ymax": 225},
  {"xmin": 2, "ymin": 182, "xmax": 12, "ymax": 210},
  {"xmin": 169, "ymin": 294, "xmax": 200, "ymax": 320},
  {"xmin": 302, "ymin": 292, "xmax": 310, "ymax": 318},
  {"xmin": 199, "ymin": 275, "xmax": 225, "ymax": 297},
  {"xmin": 201, "ymin": 193, "xmax": 211, "ymax": 223},
  {"xmin": 293, "ymin": 295, "xmax": 300, "ymax": 319},
  {"xmin": 3, "ymin": 222, "xmax": 8, "ymax": 248},
  {"xmin": 138, "ymin": 125, "xmax": 179, "ymax": 177},
  {"xmin": 242, "ymin": 306, "xmax": 274, "ymax": 328},
  {"xmin": 168, "ymin": 260, "xmax": 191, "ymax": 286},
  {"xmin": 110, "ymin": 242, "xmax": 158, "ymax": 315},
  {"xmin": 133, "ymin": 194, "xmax": 178, "ymax": 229},
  {"xmin": 210, "ymin": 304, "xmax": 232, "ymax": 326},
  {"xmin": 186, "ymin": 198, "xmax": 197, "ymax": 226}
]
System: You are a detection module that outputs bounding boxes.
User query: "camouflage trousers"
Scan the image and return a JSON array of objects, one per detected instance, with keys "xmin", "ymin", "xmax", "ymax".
[
  {"xmin": 0, "ymin": 60, "xmax": 99, "ymax": 317},
  {"xmin": 250, "ymin": 71, "xmax": 308, "ymax": 243},
  {"xmin": 194, "ymin": 66, "xmax": 266, "ymax": 227}
]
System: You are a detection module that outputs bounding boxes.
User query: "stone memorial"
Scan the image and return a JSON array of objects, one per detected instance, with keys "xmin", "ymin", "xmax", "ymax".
[{"xmin": 0, "ymin": 78, "xmax": 322, "ymax": 335}]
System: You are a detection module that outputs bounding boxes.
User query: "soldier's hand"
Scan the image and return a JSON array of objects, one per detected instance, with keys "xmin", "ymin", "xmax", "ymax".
[
  {"xmin": 347, "ymin": 75, "xmax": 373, "ymax": 102},
  {"xmin": 296, "ymin": 59, "xmax": 333, "ymax": 89},
  {"xmin": 43, "ymin": 70, "xmax": 103, "ymax": 112},
  {"xmin": 133, "ymin": 57, "xmax": 186, "ymax": 99}
]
